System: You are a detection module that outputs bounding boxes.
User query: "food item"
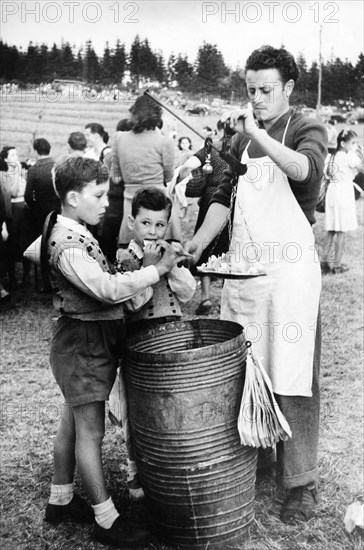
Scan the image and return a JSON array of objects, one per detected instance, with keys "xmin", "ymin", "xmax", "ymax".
[{"xmin": 197, "ymin": 253, "xmax": 264, "ymax": 275}]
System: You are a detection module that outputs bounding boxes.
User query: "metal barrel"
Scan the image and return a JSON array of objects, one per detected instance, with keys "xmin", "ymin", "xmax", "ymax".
[{"xmin": 124, "ymin": 319, "xmax": 257, "ymax": 550}]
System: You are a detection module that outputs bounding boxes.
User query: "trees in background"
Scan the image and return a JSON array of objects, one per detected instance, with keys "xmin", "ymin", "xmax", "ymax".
[{"xmin": 0, "ymin": 39, "xmax": 363, "ymax": 106}]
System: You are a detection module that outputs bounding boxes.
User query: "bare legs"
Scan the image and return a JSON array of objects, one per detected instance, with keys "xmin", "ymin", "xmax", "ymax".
[
  {"xmin": 52, "ymin": 401, "xmax": 110, "ymax": 504},
  {"xmin": 323, "ymin": 230, "xmax": 346, "ymax": 272},
  {"xmin": 200, "ymin": 275, "xmax": 211, "ymax": 302}
]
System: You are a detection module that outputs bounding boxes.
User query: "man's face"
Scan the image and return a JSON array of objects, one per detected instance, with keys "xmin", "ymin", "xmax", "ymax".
[
  {"xmin": 246, "ymin": 68, "xmax": 293, "ymax": 126},
  {"xmin": 128, "ymin": 207, "xmax": 169, "ymax": 244},
  {"xmin": 73, "ymin": 180, "xmax": 109, "ymax": 226}
]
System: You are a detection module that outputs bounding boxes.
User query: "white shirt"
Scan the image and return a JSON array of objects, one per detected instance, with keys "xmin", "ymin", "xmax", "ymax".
[{"xmin": 25, "ymin": 215, "xmax": 159, "ymax": 311}]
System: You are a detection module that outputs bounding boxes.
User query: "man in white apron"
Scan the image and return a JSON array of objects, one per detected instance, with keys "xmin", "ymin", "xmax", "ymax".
[{"xmin": 186, "ymin": 46, "xmax": 327, "ymax": 524}]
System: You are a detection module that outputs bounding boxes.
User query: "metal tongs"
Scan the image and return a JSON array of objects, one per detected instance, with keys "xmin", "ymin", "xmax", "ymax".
[{"xmin": 144, "ymin": 90, "xmax": 247, "ymax": 178}]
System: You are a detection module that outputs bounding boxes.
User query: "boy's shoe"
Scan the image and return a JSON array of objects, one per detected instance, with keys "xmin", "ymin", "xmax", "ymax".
[
  {"xmin": 332, "ymin": 265, "xmax": 350, "ymax": 274},
  {"xmin": 195, "ymin": 299, "xmax": 212, "ymax": 315},
  {"xmin": 280, "ymin": 482, "xmax": 318, "ymax": 524},
  {"xmin": 45, "ymin": 494, "xmax": 94, "ymax": 524},
  {"xmin": 320, "ymin": 261, "xmax": 331, "ymax": 275},
  {"xmin": 127, "ymin": 474, "xmax": 145, "ymax": 501},
  {"xmin": 93, "ymin": 516, "xmax": 150, "ymax": 548}
]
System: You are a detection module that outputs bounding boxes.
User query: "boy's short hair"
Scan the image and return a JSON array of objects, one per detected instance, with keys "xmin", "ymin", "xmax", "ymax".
[
  {"xmin": 131, "ymin": 187, "xmax": 172, "ymax": 219},
  {"xmin": 33, "ymin": 138, "xmax": 51, "ymax": 155},
  {"xmin": 245, "ymin": 45, "xmax": 299, "ymax": 84},
  {"xmin": 55, "ymin": 157, "xmax": 109, "ymax": 202},
  {"xmin": 68, "ymin": 131, "xmax": 87, "ymax": 151}
]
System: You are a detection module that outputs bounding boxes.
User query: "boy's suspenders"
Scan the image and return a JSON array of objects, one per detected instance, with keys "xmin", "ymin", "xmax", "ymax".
[{"xmin": 41, "ymin": 210, "xmax": 58, "ymax": 292}]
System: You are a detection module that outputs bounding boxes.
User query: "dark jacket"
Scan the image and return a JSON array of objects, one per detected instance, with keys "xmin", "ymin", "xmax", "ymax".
[{"xmin": 212, "ymin": 108, "xmax": 328, "ymax": 225}]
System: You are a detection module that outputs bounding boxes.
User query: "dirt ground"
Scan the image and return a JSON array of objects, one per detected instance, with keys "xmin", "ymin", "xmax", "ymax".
[{"xmin": 1, "ymin": 198, "xmax": 363, "ymax": 549}]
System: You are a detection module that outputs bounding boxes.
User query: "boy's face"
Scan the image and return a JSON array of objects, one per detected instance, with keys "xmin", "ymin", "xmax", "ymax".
[
  {"xmin": 128, "ymin": 207, "xmax": 169, "ymax": 244},
  {"xmin": 68, "ymin": 180, "xmax": 109, "ymax": 225}
]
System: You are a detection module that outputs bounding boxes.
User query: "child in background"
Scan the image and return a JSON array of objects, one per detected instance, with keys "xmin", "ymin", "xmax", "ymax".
[
  {"xmin": 110, "ymin": 186, "xmax": 196, "ymax": 498},
  {"xmin": 323, "ymin": 129, "xmax": 364, "ymax": 274},
  {"xmin": 32, "ymin": 157, "xmax": 186, "ymax": 548}
]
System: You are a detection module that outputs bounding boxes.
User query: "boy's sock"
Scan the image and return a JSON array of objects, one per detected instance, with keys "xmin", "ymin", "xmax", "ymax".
[
  {"xmin": 49, "ymin": 483, "xmax": 74, "ymax": 506},
  {"xmin": 92, "ymin": 497, "xmax": 119, "ymax": 529}
]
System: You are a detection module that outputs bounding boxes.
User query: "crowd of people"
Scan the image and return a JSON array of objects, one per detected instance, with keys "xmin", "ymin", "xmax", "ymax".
[
  {"xmin": 0, "ymin": 44, "xmax": 363, "ymax": 549},
  {"xmin": 0, "ymin": 105, "xmax": 174, "ymax": 298},
  {"xmin": 0, "ymin": 93, "xmax": 237, "ymax": 312}
]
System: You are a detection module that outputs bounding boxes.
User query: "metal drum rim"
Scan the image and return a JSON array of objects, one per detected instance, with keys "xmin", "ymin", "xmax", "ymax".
[{"xmin": 125, "ymin": 319, "xmax": 245, "ymax": 362}]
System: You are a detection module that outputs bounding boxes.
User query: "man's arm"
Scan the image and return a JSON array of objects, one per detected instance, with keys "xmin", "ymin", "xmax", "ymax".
[
  {"xmin": 234, "ymin": 109, "xmax": 310, "ymax": 181},
  {"xmin": 185, "ymin": 203, "xmax": 229, "ymax": 262},
  {"xmin": 178, "ymin": 155, "xmax": 202, "ymax": 181}
]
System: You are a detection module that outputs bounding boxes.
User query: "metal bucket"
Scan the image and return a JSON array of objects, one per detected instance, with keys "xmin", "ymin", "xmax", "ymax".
[{"xmin": 124, "ymin": 319, "xmax": 257, "ymax": 549}]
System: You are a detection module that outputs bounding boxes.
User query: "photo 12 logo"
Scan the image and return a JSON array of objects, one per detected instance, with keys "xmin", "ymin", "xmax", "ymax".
[
  {"xmin": 201, "ymin": 2, "xmax": 340, "ymax": 24},
  {"xmin": 1, "ymin": 1, "xmax": 139, "ymax": 24}
]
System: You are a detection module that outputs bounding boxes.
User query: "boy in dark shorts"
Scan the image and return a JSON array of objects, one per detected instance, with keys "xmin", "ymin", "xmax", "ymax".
[
  {"xmin": 42, "ymin": 157, "xmax": 187, "ymax": 548},
  {"xmin": 110, "ymin": 187, "xmax": 196, "ymax": 498}
]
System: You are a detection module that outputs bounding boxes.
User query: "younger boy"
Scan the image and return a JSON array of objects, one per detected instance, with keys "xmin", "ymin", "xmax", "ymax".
[
  {"xmin": 41, "ymin": 158, "xmax": 186, "ymax": 548},
  {"xmin": 111, "ymin": 186, "xmax": 196, "ymax": 497}
]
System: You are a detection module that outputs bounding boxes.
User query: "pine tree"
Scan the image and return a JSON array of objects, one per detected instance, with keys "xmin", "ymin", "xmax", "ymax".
[
  {"xmin": 173, "ymin": 54, "xmax": 194, "ymax": 90},
  {"xmin": 111, "ymin": 40, "xmax": 126, "ymax": 84},
  {"xmin": 195, "ymin": 42, "xmax": 229, "ymax": 94},
  {"xmin": 0, "ymin": 41, "xmax": 21, "ymax": 81},
  {"xmin": 101, "ymin": 42, "xmax": 114, "ymax": 83},
  {"xmin": 129, "ymin": 35, "xmax": 142, "ymax": 88},
  {"xmin": 84, "ymin": 40, "xmax": 100, "ymax": 83},
  {"xmin": 37, "ymin": 44, "xmax": 49, "ymax": 83},
  {"xmin": 48, "ymin": 43, "xmax": 62, "ymax": 81},
  {"xmin": 60, "ymin": 42, "xmax": 76, "ymax": 79},
  {"xmin": 24, "ymin": 42, "xmax": 39, "ymax": 82},
  {"xmin": 353, "ymin": 53, "xmax": 364, "ymax": 103},
  {"xmin": 167, "ymin": 53, "xmax": 177, "ymax": 85},
  {"xmin": 75, "ymin": 49, "xmax": 84, "ymax": 81},
  {"xmin": 154, "ymin": 52, "xmax": 166, "ymax": 84},
  {"xmin": 294, "ymin": 52, "xmax": 309, "ymax": 106}
]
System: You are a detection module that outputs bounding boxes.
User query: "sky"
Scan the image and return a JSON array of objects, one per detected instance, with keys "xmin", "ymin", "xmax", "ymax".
[{"xmin": 1, "ymin": 0, "xmax": 363, "ymax": 68}]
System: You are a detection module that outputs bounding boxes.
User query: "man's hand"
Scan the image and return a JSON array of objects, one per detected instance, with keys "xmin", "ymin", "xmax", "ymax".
[
  {"xmin": 184, "ymin": 240, "xmax": 203, "ymax": 266},
  {"xmin": 154, "ymin": 240, "xmax": 190, "ymax": 277},
  {"xmin": 227, "ymin": 104, "xmax": 259, "ymax": 138}
]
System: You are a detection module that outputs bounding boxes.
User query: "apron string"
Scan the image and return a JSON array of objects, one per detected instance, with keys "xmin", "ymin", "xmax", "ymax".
[{"xmin": 282, "ymin": 115, "xmax": 292, "ymax": 146}]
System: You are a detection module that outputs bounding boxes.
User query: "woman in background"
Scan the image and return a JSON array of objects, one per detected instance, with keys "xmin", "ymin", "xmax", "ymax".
[{"xmin": 112, "ymin": 95, "xmax": 176, "ymax": 247}]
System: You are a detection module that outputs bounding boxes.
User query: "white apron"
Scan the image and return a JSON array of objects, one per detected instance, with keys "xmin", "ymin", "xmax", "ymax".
[{"xmin": 221, "ymin": 118, "xmax": 321, "ymax": 396}]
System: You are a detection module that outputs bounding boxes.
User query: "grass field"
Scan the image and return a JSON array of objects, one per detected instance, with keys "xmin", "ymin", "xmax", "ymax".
[
  {"xmin": 1, "ymin": 95, "xmax": 364, "ymax": 549},
  {"xmin": 3, "ymin": 92, "xmax": 362, "ymax": 162},
  {"xmin": 1, "ymin": 92, "xmax": 224, "ymax": 160}
]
